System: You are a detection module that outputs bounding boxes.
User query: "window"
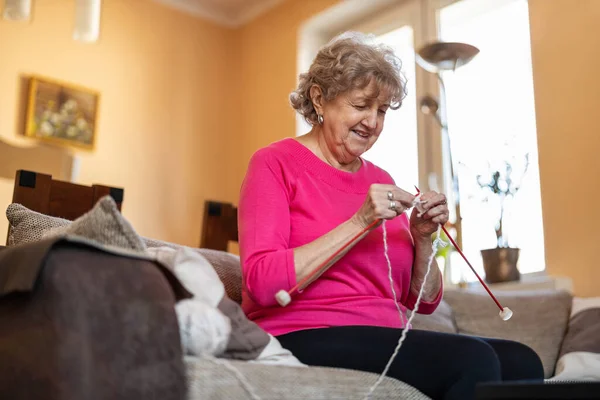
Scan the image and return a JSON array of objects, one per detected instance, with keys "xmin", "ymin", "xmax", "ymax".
[
  {"xmin": 302, "ymin": 0, "xmax": 545, "ymax": 284},
  {"xmin": 362, "ymin": 26, "xmax": 419, "ymax": 190},
  {"xmin": 438, "ymin": 0, "xmax": 545, "ymax": 282}
]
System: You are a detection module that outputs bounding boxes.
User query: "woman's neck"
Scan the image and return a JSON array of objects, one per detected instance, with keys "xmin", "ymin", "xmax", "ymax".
[{"xmin": 299, "ymin": 129, "xmax": 361, "ymax": 173}]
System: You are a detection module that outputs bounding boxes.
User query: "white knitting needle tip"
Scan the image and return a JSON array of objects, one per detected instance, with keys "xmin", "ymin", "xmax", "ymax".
[
  {"xmin": 275, "ymin": 290, "xmax": 291, "ymax": 307},
  {"xmin": 500, "ymin": 307, "xmax": 513, "ymax": 321}
]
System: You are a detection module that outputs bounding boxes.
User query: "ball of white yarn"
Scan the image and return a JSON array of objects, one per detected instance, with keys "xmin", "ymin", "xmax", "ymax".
[{"xmin": 176, "ymin": 299, "xmax": 231, "ymax": 357}]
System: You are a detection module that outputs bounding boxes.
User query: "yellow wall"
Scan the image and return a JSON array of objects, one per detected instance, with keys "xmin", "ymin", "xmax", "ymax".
[
  {"xmin": 529, "ymin": 0, "xmax": 600, "ymax": 297},
  {"xmin": 235, "ymin": 0, "xmax": 338, "ymax": 187},
  {"xmin": 0, "ymin": 0, "xmax": 238, "ymax": 247}
]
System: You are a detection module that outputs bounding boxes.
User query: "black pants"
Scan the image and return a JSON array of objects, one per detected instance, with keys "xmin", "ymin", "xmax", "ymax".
[{"xmin": 276, "ymin": 326, "xmax": 544, "ymax": 400}]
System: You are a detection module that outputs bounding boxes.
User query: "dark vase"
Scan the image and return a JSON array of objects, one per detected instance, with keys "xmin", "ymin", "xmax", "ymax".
[{"xmin": 480, "ymin": 247, "xmax": 521, "ymax": 284}]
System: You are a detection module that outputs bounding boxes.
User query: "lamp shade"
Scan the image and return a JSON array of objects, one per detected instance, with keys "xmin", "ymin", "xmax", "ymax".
[{"xmin": 416, "ymin": 41, "xmax": 479, "ymax": 73}]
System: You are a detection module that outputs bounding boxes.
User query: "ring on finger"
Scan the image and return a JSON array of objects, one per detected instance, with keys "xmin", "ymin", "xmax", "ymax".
[
  {"xmin": 389, "ymin": 200, "xmax": 397, "ymax": 210},
  {"xmin": 387, "ymin": 191, "xmax": 394, "ymax": 201}
]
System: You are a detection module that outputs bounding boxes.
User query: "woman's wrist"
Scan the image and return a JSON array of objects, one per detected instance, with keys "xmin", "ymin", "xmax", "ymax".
[
  {"xmin": 349, "ymin": 214, "xmax": 379, "ymax": 231},
  {"xmin": 411, "ymin": 230, "xmax": 432, "ymax": 248}
]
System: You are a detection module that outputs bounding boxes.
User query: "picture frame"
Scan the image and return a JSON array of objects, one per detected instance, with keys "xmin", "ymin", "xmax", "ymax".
[{"xmin": 25, "ymin": 76, "xmax": 99, "ymax": 151}]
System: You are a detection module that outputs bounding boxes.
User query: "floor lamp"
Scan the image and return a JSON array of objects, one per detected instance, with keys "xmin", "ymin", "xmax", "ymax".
[{"xmin": 415, "ymin": 41, "xmax": 479, "ymax": 281}]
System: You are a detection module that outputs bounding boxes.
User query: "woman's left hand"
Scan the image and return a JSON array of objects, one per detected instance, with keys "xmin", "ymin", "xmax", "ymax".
[{"xmin": 409, "ymin": 191, "xmax": 450, "ymax": 239}]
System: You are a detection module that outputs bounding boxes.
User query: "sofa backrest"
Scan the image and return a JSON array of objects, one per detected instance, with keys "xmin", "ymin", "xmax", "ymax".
[{"xmin": 445, "ymin": 288, "xmax": 571, "ymax": 378}]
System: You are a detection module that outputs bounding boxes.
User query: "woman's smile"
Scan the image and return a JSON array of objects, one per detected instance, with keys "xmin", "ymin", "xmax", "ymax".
[{"xmin": 351, "ymin": 129, "xmax": 371, "ymax": 141}]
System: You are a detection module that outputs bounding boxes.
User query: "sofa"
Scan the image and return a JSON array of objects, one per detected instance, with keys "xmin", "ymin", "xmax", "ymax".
[{"xmin": 2, "ymin": 198, "xmax": 599, "ymax": 400}]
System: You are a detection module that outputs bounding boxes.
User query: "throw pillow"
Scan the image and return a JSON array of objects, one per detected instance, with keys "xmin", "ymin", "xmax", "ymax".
[
  {"xmin": 41, "ymin": 196, "xmax": 146, "ymax": 252},
  {"xmin": 549, "ymin": 297, "xmax": 600, "ymax": 381},
  {"xmin": 444, "ymin": 288, "xmax": 572, "ymax": 378},
  {"xmin": 6, "ymin": 203, "xmax": 70, "ymax": 246}
]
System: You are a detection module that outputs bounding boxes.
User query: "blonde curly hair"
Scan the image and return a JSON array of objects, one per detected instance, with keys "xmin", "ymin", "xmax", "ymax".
[{"xmin": 290, "ymin": 31, "xmax": 407, "ymax": 126}]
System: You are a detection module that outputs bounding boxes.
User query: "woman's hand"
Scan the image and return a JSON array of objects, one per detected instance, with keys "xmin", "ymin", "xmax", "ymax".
[
  {"xmin": 351, "ymin": 184, "xmax": 416, "ymax": 230},
  {"xmin": 409, "ymin": 191, "xmax": 449, "ymax": 239}
]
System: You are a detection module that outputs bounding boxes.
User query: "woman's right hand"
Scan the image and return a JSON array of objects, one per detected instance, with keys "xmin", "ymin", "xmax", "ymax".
[{"xmin": 351, "ymin": 184, "xmax": 417, "ymax": 230}]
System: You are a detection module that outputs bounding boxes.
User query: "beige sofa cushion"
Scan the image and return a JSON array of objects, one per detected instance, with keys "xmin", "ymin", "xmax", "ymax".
[
  {"xmin": 410, "ymin": 299, "xmax": 458, "ymax": 334},
  {"xmin": 184, "ymin": 356, "xmax": 430, "ymax": 400},
  {"xmin": 443, "ymin": 288, "xmax": 572, "ymax": 378}
]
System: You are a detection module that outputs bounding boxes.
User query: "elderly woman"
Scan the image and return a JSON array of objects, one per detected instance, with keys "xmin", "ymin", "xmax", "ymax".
[{"xmin": 238, "ymin": 32, "xmax": 543, "ymax": 400}]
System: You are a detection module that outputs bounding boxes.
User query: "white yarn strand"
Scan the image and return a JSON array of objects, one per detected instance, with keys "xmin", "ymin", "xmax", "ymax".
[
  {"xmin": 206, "ymin": 356, "xmax": 262, "ymax": 400},
  {"xmin": 382, "ymin": 219, "xmax": 407, "ymax": 329},
  {"xmin": 364, "ymin": 222, "xmax": 445, "ymax": 399}
]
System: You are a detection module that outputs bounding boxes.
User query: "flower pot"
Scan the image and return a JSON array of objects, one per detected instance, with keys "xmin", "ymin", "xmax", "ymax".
[{"xmin": 480, "ymin": 247, "xmax": 520, "ymax": 284}]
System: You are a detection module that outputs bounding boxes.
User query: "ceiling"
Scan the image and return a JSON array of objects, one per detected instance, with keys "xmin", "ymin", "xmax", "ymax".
[{"xmin": 152, "ymin": 0, "xmax": 286, "ymax": 28}]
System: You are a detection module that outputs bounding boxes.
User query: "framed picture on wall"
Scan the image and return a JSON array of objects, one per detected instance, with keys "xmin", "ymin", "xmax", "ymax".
[{"xmin": 25, "ymin": 76, "xmax": 99, "ymax": 151}]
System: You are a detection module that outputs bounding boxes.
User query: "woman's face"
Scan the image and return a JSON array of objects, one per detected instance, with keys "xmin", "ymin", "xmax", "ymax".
[{"xmin": 317, "ymin": 79, "xmax": 392, "ymax": 164}]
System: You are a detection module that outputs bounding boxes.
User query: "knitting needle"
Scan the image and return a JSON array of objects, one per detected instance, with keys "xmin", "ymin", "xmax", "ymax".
[
  {"xmin": 275, "ymin": 219, "xmax": 380, "ymax": 307},
  {"xmin": 275, "ymin": 188, "xmax": 513, "ymax": 321},
  {"xmin": 414, "ymin": 186, "xmax": 512, "ymax": 320}
]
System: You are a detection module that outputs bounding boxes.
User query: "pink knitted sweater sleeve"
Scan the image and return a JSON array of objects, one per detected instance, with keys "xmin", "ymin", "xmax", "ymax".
[{"xmin": 238, "ymin": 149, "xmax": 297, "ymax": 308}]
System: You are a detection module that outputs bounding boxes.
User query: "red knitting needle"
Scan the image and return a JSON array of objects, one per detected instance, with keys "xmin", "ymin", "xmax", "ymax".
[
  {"xmin": 275, "ymin": 219, "xmax": 380, "ymax": 307},
  {"xmin": 414, "ymin": 186, "xmax": 512, "ymax": 320},
  {"xmin": 274, "ymin": 187, "xmax": 513, "ymax": 321}
]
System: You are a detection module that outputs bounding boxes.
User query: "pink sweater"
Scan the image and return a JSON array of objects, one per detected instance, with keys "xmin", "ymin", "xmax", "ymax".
[{"xmin": 238, "ymin": 138, "xmax": 442, "ymax": 336}]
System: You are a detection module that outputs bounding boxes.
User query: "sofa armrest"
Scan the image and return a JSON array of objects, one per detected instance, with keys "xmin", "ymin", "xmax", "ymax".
[{"xmin": 0, "ymin": 240, "xmax": 187, "ymax": 400}]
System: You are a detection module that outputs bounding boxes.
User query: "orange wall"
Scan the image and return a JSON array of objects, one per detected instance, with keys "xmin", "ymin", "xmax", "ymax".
[
  {"xmin": 529, "ymin": 0, "xmax": 600, "ymax": 297},
  {"xmin": 235, "ymin": 0, "xmax": 338, "ymax": 188},
  {"xmin": 0, "ymin": 0, "xmax": 238, "ymax": 246}
]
